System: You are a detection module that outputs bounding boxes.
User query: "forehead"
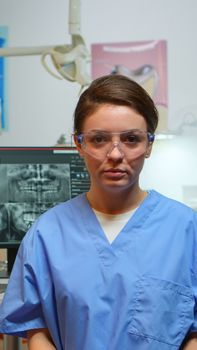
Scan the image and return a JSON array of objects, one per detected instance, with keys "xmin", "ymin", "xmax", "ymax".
[{"xmin": 82, "ymin": 104, "xmax": 147, "ymax": 132}]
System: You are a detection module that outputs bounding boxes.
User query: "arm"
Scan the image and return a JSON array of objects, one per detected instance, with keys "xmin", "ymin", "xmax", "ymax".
[
  {"xmin": 27, "ymin": 328, "xmax": 56, "ymax": 350},
  {"xmin": 182, "ymin": 339, "xmax": 197, "ymax": 350},
  {"xmin": 182, "ymin": 334, "xmax": 197, "ymax": 350}
]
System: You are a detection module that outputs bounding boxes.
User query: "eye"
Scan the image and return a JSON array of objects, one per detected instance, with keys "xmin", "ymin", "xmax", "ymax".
[
  {"xmin": 121, "ymin": 132, "xmax": 141, "ymax": 144},
  {"xmin": 87, "ymin": 133, "xmax": 109, "ymax": 146}
]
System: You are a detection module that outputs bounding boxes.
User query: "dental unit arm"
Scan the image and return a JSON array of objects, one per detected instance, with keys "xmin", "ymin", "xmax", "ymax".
[{"xmin": 0, "ymin": 0, "xmax": 91, "ymax": 88}]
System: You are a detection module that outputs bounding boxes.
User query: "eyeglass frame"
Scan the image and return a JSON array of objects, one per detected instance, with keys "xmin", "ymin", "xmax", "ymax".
[
  {"xmin": 74, "ymin": 129, "xmax": 155, "ymax": 160},
  {"xmin": 75, "ymin": 129, "xmax": 155, "ymax": 146}
]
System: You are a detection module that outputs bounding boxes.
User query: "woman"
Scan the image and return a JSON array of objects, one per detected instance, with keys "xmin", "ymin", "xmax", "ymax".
[{"xmin": 0, "ymin": 75, "xmax": 197, "ymax": 349}]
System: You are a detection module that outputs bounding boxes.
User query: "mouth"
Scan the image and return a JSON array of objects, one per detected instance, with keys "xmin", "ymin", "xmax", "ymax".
[{"xmin": 103, "ymin": 168, "xmax": 127, "ymax": 179}]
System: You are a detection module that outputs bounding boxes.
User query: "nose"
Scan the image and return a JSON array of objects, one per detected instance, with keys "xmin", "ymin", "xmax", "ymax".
[{"xmin": 106, "ymin": 142, "xmax": 124, "ymax": 159}]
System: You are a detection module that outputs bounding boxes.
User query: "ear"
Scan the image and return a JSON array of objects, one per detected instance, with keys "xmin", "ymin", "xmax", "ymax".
[
  {"xmin": 74, "ymin": 135, "xmax": 85, "ymax": 158},
  {"xmin": 145, "ymin": 142, "xmax": 153, "ymax": 158}
]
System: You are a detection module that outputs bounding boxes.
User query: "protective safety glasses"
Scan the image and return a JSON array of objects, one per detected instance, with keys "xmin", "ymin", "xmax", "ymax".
[{"xmin": 75, "ymin": 129, "xmax": 155, "ymax": 160}]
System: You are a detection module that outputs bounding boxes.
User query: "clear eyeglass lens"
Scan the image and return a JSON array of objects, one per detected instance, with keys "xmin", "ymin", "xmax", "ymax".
[{"xmin": 80, "ymin": 130, "xmax": 150, "ymax": 159}]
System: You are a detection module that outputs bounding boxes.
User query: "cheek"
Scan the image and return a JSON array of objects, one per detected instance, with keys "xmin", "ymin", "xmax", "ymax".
[
  {"xmin": 82, "ymin": 156, "xmax": 101, "ymax": 175},
  {"xmin": 128, "ymin": 156, "xmax": 145, "ymax": 173}
]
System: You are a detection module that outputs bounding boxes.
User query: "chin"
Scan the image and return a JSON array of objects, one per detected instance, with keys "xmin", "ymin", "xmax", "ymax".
[{"xmin": 102, "ymin": 180, "xmax": 132, "ymax": 192}]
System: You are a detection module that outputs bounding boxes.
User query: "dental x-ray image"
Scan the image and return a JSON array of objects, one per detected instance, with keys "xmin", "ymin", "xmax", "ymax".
[
  {"xmin": 0, "ymin": 147, "xmax": 90, "ymax": 275},
  {"xmin": 0, "ymin": 147, "xmax": 90, "ymax": 247},
  {"xmin": 0, "ymin": 204, "xmax": 9, "ymax": 242},
  {"xmin": 7, "ymin": 164, "xmax": 70, "ymax": 203},
  {"xmin": 0, "ymin": 163, "xmax": 70, "ymax": 243}
]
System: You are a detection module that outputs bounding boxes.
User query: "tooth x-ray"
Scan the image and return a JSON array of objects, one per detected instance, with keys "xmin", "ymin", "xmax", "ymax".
[
  {"xmin": 0, "ymin": 148, "xmax": 90, "ymax": 275},
  {"xmin": 7, "ymin": 164, "xmax": 70, "ymax": 203},
  {"xmin": 0, "ymin": 148, "xmax": 90, "ymax": 246},
  {"xmin": 0, "ymin": 204, "xmax": 9, "ymax": 242},
  {"xmin": 0, "ymin": 163, "xmax": 70, "ymax": 242}
]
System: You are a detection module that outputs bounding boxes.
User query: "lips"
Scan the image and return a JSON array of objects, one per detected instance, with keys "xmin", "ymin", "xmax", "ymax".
[
  {"xmin": 103, "ymin": 168, "xmax": 127, "ymax": 179},
  {"xmin": 104, "ymin": 168, "xmax": 126, "ymax": 173}
]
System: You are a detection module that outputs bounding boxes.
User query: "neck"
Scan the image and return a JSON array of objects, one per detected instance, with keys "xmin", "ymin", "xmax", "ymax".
[{"xmin": 86, "ymin": 185, "xmax": 147, "ymax": 215}]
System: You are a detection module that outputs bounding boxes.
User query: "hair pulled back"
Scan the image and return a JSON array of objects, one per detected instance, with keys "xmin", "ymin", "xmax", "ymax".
[{"xmin": 74, "ymin": 74, "xmax": 158, "ymax": 134}]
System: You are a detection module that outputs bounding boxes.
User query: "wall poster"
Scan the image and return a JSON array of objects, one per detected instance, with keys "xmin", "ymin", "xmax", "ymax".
[
  {"xmin": 0, "ymin": 26, "xmax": 8, "ymax": 132},
  {"xmin": 91, "ymin": 40, "xmax": 168, "ymax": 134}
]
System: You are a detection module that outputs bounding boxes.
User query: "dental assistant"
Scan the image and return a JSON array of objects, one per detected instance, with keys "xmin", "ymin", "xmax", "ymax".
[{"xmin": 0, "ymin": 75, "xmax": 197, "ymax": 350}]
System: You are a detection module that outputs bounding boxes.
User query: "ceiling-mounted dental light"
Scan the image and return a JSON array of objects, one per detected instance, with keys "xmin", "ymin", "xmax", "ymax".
[{"xmin": 0, "ymin": 0, "xmax": 91, "ymax": 88}]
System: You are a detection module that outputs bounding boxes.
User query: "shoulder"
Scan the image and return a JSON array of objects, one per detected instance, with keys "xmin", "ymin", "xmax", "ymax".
[{"xmin": 150, "ymin": 190, "xmax": 197, "ymax": 222}]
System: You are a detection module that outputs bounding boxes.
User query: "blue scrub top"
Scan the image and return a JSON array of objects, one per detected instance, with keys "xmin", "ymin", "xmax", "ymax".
[{"xmin": 0, "ymin": 190, "xmax": 197, "ymax": 350}]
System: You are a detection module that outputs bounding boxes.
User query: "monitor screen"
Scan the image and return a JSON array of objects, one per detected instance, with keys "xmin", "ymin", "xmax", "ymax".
[{"xmin": 0, "ymin": 147, "xmax": 90, "ymax": 250}]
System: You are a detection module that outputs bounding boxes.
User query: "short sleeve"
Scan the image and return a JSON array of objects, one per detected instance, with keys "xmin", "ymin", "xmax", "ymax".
[{"xmin": 0, "ymin": 226, "xmax": 47, "ymax": 338}]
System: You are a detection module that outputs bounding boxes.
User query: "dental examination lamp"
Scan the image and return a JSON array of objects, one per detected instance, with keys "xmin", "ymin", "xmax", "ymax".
[{"xmin": 0, "ymin": 0, "xmax": 91, "ymax": 88}]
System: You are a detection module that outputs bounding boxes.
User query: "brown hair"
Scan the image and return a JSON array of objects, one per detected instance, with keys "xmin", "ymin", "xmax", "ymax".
[{"xmin": 73, "ymin": 74, "xmax": 158, "ymax": 134}]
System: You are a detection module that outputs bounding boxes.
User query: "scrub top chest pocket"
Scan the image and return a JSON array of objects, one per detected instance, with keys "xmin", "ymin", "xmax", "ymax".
[{"xmin": 128, "ymin": 276, "xmax": 194, "ymax": 348}]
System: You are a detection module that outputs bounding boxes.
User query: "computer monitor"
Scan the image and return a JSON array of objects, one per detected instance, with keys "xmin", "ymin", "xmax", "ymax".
[{"xmin": 0, "ymin": 147, "xmax": 90, "ymax": 275}]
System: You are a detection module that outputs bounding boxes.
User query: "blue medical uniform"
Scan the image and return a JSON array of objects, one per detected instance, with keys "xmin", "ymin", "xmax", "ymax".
[{"xmin": 0, "ymin": 190, "xmax": 197, "ymax": 349}]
